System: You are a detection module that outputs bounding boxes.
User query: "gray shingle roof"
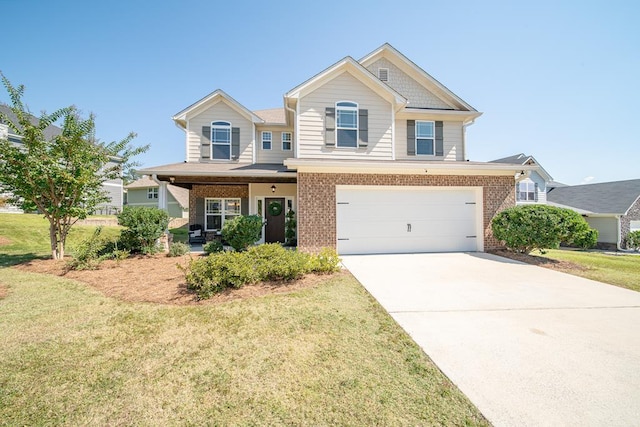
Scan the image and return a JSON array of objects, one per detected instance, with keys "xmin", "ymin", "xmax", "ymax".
[
  {"xmin": 0, "ymin": 104, "xmax": 62, "ymax": 141},
  {"xmin": 490, "ymin": 153, "xmax": 530, "ymax": 164},
  {"xmin": 547, "ymin": 179, "xmax": 640, "ymax": 215}
]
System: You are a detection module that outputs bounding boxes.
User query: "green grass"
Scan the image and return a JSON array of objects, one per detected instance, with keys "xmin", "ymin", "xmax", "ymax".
[
  {"xmin": 0, "ymin": 213, "xmax": 488, "ymax": 425},
  {"xmin": 0, "ymin": 213, "xmax": 120, "ymax": 266},
  {"xmin": 169, "ymin": 224, "xmax": 189, "ymax": 243},
  {"xmin": 538, "ymin": 249, "xmax": 640, "ymax": 292}
]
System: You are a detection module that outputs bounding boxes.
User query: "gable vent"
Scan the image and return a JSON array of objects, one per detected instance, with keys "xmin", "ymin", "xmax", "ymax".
[{"xmin": 378, "ymin": 68, "xmax": 389, "ymax": 82}]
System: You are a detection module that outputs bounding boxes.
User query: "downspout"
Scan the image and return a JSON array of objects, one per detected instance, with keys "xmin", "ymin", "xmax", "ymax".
[
  {"xmin": 462, "ymin": 118, "xmax": 476, "ymax": 160},
  {"xmin": 617, "ymin": 215, "xmax": 624, "ymax": 251},
  {"xmin": 283, "ymin": 97, "xmax": 296, "ymax": 158}
]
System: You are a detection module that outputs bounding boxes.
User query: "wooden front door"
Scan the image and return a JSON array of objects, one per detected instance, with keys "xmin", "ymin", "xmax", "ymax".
[{"xmin": 265, "ymin": 198, "xmax": 286, "ymax": 243}]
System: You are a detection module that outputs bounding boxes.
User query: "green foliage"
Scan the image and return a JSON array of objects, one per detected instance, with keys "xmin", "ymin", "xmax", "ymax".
[
  {"xmin": 183, "ymin": 244, "xmax": 341, "ymax": 299},
  {"xmin": 203, "ymin": 240, "xmax": 224, "ymax": 254},
  {"xmin": 67, "ymin": 227, "xmax": 108, "ymax": 270},
  {"xmin": 0, "ymin": 73, "xmax": 148, "ymax": 259},
  {"xmin": 221, "ymin": 215, "xmax": 264, "ymax": 251},
  {"xmin": 285, "ymin": 209, "xmax": 297, "ymax": 245},
  {"xmin": 572, "ymin": 228, "xmax": 598, "ymax": 249},
  {"xmin": 627, "ymin": 230, "xmax": 640, "ymax": 250},
  {"xmin": 492, "ymin": 205, "xmax": 598, "ymax": 253},
  {"xmin": 117, "ymin": 206, "xmax": 170, "ymax": 254},
  {"xmin": 168, "ymin": 242, "xmax": 190, "ymax": 257}
]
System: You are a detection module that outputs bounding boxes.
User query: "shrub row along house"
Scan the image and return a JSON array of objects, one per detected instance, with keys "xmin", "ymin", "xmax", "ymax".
[
  {"xmin": 140, "ymin": 43, "xmax": 544, "ymax": 255},
  {"xmin": 0, "ymin": 105, "xmax": 124, "ymax": 214}
]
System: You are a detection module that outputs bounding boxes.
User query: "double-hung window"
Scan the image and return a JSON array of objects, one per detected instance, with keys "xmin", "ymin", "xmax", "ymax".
[
  {"xmin": 211, "ymin": 121, "xmax": 231, "ymax": 160},
  {"xmin": 261, "ymin": 131, "xmax": 272, "ymax": 150},
  {"xmin": 517, "ymin": 181, "xmax": 537, "ymax": 202},
  {"xmin": 282, "ymin": 132, "xmax": 292, "ymax": 151},
  {"xmin": 205, "ymin": 198, "xmax": 241, "ymax": 231},
  {"xmin": 415, "ymin": 121, "xmax": 435, "ymax": 155},
  {"xmin": 147, "ymin": 187, "xmax": 158, "ymax": 199},
  {"xmin": 336, "ymin": 101, "xmax": 358, "ymax": 148}
]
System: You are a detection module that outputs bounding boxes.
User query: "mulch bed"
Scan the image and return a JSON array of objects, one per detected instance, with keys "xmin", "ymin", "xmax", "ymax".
[{"xmin": 14, "ymin": 254, "xmax": 341, "ymax": 306}]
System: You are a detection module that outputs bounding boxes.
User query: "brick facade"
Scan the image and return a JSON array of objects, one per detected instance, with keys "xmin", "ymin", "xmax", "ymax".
[
  {"xmin": 297, "ymin": 173, "xmax": 515, "ymax": 253},
  {"xmin": 621, "ymin": 196, "xmax": 640, "ymax": 248},
  {"xmin": 188, "ymin": 184, "xmax": 248, "ymax": 225}
]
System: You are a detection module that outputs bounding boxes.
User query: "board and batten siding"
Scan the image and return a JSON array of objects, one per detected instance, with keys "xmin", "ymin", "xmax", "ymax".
[
  {"xmin": 298, "ymin": 72, "xmax": 393, "ymax": 160},
  {"xmin": 395, "ymin": 118, "xmax": 464, "ymax": 161},
  {"xmin": 365, "ymin": 58, "xmax": 453, "ymax": 109},
  {"xmin": 185, "ymin": 101, "xmax": 254, "ymax": 163},
  {"xmin": 255, "ymin": 127, "xmax": 294, "ymax": 164}
]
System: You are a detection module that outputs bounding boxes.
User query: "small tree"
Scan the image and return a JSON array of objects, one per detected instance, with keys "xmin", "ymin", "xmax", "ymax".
[
  {"xmin": 285, "ymin": 208, "xmax": 297, "ymax": 246},
  {"xmin": 117, "ymin": 206, "xmax": 170, "ymax": 254},
  {"xmin": 492, "ymin": 205, "xmax": 598, "ymax": 253},
  {"xmin": 627, "ymin": 230, "xmax": 640, "ymax": 251},
  {"xmin": 0, "ymin": 73, "xmax": 148, "ymax": 259},
  {"xmin": 221, "ymin": 215, "xmax": 264, "ymax": 251}
]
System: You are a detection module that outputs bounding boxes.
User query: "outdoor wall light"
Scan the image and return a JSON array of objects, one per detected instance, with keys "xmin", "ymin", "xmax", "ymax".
[
  {"xmin": 271, "ymin": 185, "xmax": 276, "ymax": 193},
  {"xmin": 169, "ymin": 176, "xmax": 175, "ymax": 184}
]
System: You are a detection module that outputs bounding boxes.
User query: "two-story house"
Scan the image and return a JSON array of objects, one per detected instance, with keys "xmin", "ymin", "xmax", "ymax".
[{"xmin": 141, "ymin": 44, "xmax": 537, "ymax": 254}]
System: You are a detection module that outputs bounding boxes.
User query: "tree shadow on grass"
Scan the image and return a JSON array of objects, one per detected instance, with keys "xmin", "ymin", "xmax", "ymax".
[{"xmin": 0, "ymin": 252, "xmax": 49, "ymax": 268}]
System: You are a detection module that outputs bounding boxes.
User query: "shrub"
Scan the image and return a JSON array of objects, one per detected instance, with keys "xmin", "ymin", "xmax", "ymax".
[
  {"xmin": 627, "ymin": 230, "xmax": 640, "ymax": 250},
  {"xmin": 492, "ymin": 205, "xmax": 598, "ymax": 253},
  {"xmin": 221, "ymin": 215, "xmax": 264, "ymax": 252},
  {"xmin": 203, "ymin": 240, "xmax": 224, "ymax": 254},
  {"xmin": 168, "ymin": 242, "xmax": 190, "ymax": 257},
  {"xmin": 117, "ymin": 206, "xmax": 169, "ymax": 254},
  {"xmin": 285, "ymin": 209, "xmax": 297, "ymax": 246},
  {"xmin": 572, "ymin": 228, "xmax": 598, "ymax": 250},
  {"xmin": 68, "ymin": 227, "xmax": 108, "ymax": 270},
  {"xmin": 183, "ymin": 244, "xmax": 341, "ymax": 299}
]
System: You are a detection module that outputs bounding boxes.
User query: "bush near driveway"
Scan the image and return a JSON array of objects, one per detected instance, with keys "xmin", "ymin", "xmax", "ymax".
[
  {"xmin": 492, "ymin": 205, "xmax": 598, "ymax": 253},
  {"xmin": 183, "ymin": 244, "xmax": 341, "ymax": 299}
]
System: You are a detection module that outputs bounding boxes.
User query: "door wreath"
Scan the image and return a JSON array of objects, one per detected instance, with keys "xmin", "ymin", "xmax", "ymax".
[{"xmin": 268, "ymin": 201, "xmax": 283, "ymax": 216}]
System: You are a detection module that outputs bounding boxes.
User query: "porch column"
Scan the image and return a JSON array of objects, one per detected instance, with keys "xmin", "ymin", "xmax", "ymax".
[{"xmin": 158, "ymin": 181, "xmax": 168, "ymax": 212}]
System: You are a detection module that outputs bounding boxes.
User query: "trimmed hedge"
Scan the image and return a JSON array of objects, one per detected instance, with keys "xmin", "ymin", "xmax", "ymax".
[{"xmin": 182, "ymin": 244, "xmax": 341, "ymax": 299}]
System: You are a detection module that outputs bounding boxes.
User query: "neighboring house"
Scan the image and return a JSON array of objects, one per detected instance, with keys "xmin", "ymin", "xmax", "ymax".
[
  {"xmin": 0, "ymin": 105, "xmax": 123, "ymax": 214},
  {"xmin": 547, "ymin": 179, "xmax": 640, "ymax": 250},
  {"xmin": 140, "ymin": 43, "xmax": 538, "ymax": 255},
  {"xmin": 125, "ymin": 176, "xmax": 189, "ymax": 218},
  {"xmin": 490, "ymin": 153, "xmax": 553, "ymax": 204}
]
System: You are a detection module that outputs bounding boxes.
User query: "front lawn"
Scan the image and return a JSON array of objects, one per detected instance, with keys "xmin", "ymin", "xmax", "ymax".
[{"xmin": 539, "ymin": 249, "xmax": 640, "ymax": 292}]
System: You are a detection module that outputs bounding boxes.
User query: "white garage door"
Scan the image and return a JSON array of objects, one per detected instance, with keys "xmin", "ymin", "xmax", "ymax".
[{"xmin": 336, "ymin": 186, "xmax": 481, "ymax": 255}]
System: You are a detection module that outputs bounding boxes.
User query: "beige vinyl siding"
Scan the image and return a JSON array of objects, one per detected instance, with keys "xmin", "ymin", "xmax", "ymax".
[
  {"xmin": 185, "ymin": 100, "xmax": 254, "ymax": 163},
  {"xmin": 366, "ymin": 58, "xmax": 453, "ymax": 109},
  {"xmin": 395, "ymin": 118, "xmax": 464, "ymax": 161},
  {"xmin": 298, "ymin": 72, "xmax": 393, "ymax": 160},
  {"xmin": 255, "ymin": 127, "xmax": 294, "ymax": 164},
  {"xmin": 586, "ymin": 217, "xmax": 619, "ymax": 244}
]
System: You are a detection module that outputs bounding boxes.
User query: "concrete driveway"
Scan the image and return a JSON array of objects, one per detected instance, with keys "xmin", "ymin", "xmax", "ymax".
[{"xmin": 341, "ymin": 253, "xmax": 640, "ymax": 427}]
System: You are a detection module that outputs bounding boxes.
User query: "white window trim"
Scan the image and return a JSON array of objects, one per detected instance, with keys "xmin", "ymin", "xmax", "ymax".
[
  {"xmin": 517, "ymin": 181, "xmax": 537, "ymax": 202},
  {"xmin": 204, "ymin": 197, "xmax": 241, "ymax": 231},
  {"xmin": 261, "ymin": 131, "xmax": 272, "ymax": 150},
  {"xmin": 336, "ymin": 101, "xmax": 358, "ymax": 149},
  {"xmin": 211, "ymin": 121, "xmax": 232, "ymax": 160},
  {"xmin": 282, "ymin": 132, "xmax": 292, "ymax": 151},
  {"xmin": 415, "ymin": 120, "xmax": 435, "ymax": 156},
  {"xmin": 147, "ymin": 187, "xmax": 158, "ymax": 200}
]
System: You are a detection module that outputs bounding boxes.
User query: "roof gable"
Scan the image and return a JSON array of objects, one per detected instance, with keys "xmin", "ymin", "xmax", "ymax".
[
  {"xmin": 490, "ymin": 153, "xmax": 553, "ymax": 182},
  {"xmin": 547, "ymin": 179, "xmax": 640, "ymax": 215},
  {"xmin": 359, "ymin": 43, "xmax": 476, "ymax": 112},
  {"xmin": 285, "ymin": 56, "xmax": 407, "ymax": 109},
  {"xmin": 172, "ymin": 90, "xmax": 263, "ymax": 129}
]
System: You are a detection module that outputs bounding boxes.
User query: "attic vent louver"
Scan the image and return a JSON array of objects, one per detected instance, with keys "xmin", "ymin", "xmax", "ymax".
[{"xmin": 378, "ymin": 68, "xmax": 389, "ymax": 82}]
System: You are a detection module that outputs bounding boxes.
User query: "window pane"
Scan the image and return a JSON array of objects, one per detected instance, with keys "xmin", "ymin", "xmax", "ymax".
[
  {"xmin": 416, "ymin": 122, "xmax": 434, "ymax": 138},
  {"xmin": 206, "ymin": 199, "xmax": 222, "ymax": 214},
  {"xmin": 336, "ymin": 101, "xmax": 357, "ymax": 108},
  {"xmin": 206, "ymin": 215, "xmax": 222, "ymax": 230},
  {"xmin": 416, "ymin": 138, "xmax": 434, "ymax": 155},
  {"xmin": 337, "ymin": 110, "xmax": 357, "ymax": 128},
  {"xmin": 337, "ymin": 129, "xmax": 357, "ymax": 147},
  {"xmin": 212, "ymin": 144, "xmax": 230, "ymax": 160},
  {"xmin": 257, "ymin": 199, "xmax": 263, "ymax": 216},
  {"xmin": 212, "ymin": 128, "xmax": 230, "ymax": 143},
  {"xmin": 225, "ymin": 199, "xmax": 240, "ymax": 214}
]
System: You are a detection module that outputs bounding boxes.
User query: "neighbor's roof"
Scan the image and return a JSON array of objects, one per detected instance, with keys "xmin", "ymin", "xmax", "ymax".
[
  {"xmin": 547, "ymin": 179, "xmax": 640, "ymax": 215},
  {"xmin": 0, "ymin": 104, "xmax": 62, "ymax": 141},
  {"xmin": 490, "ymin": 153, "xmax": 553, "ymax": 182},
  {"xmin": 253, "ymin": 108, "xmax": 286, "ymax": 124}
]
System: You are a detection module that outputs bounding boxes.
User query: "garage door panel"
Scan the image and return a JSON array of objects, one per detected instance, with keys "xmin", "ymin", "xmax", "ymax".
[{"xmin": 336, "ymin": 187, "xmax": 480, "ymax": 254}]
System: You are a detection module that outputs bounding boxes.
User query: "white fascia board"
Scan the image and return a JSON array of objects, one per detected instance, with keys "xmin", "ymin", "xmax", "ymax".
[
  {"xmin": 398, "ymin": 109, "xmax": 482, "ymax": 123},
  {"xmin": 284, "ymin": 159, "xmax": 536, "ymax": 176},
  {"xmin": 141, "ymin": 168, "xmax": 297, "ymax": 179},
  {"xmin": 172, "ymin": 89, "xmax": 264, "ymax": 124}
]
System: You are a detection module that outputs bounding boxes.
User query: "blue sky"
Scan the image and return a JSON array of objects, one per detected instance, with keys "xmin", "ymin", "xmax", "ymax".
[{"xmin": 2, "ymin": 0, "xmax": 638, "ymax": 185}]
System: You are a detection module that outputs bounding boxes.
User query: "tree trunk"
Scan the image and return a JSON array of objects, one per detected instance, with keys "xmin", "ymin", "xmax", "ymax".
[{"xmin": 49, "ymin": 221, "xmax": 58, "ymax": 259}]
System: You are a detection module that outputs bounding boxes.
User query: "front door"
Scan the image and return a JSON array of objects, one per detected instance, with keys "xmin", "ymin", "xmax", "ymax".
[{"xmin": 265, "ymin": 198, "xmax": 286, "ymax": 243}]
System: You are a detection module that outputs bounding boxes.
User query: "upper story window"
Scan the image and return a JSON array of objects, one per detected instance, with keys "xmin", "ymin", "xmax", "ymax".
[
  {"xmin": 147, "ymin": 187, "xmax": 158, "ymax": 200},
  {"xmin": 211, "ymin": 121, "xmax": 231, "ymax": 160},
  {"xmin": 336, "ymin": 101, "xmax": 358, "ymax": 148},
  {"xmin": 517, "ymin": 181, "xmax": 537, "ymax": 202},
  {"xmin": 261, "ymin": 131, "xmax": 272, "ymax": 150},
  {"xmin": 282, "ymin": 132, "xmax": 292, "ymax": 151},
  {"xmin": 415, "ymin": 121, "xmax": 435, "ymax": 155}
]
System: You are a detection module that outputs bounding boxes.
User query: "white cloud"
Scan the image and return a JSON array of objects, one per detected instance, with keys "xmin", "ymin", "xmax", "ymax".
[{"xmin": 580, "ymin": 176, "xmax": 595, "ymax": 185}]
